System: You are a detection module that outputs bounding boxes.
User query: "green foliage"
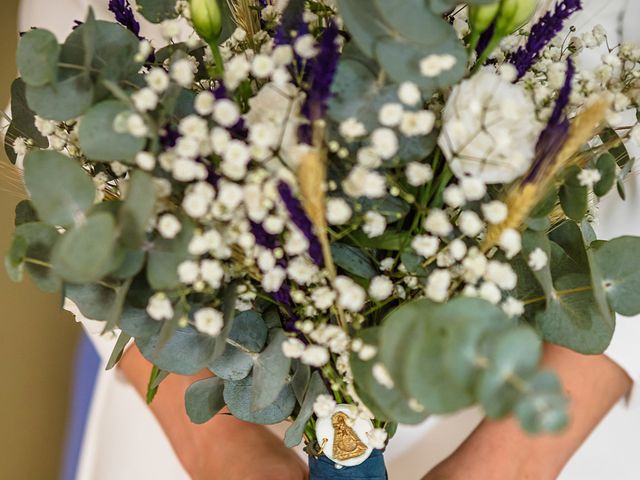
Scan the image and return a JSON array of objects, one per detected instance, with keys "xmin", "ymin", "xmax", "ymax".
[
  {"xmin": 591, "ymin": 236, "xmax": 640, "ymax": 316},
  {"xmin": 26, "ymin": 73, "xmax": 94, "ymax": 121},
  {"xmin": 106, "ymin": 331, "xmax": 132, "ymax": 370},
  {"xmin": 371, "ymin": 297, "xmax": 567, "ymax": 432},
  {"xmin": 559, "ymin": 166, "xmax": 587, "ymax": 222},
  {"xmin": 185, "ymin": 377, "xmax": 226, "ymax": 424},
  {"xmin": 147, "ymin": 219, "xmax": 195, "ymax": 290},
  {"xmin": 593, "ymin": 153, "xmax": 617, "ymax": 197},
  {"xmin": 79, "ymin": 100, "xmax": 146, "ymax": 162},
  {"xmin": 223, "ymin": 375, "xmax": 296, "ymax": 425},
  {"xmin": 17, "ymin": 29, "xmax": 60, "ymax": 87},
  {"xmin": 51, "ymin": 212, "xmax": 118, "ymax": 283},
  {"xmin": 24, "ymin": 150, "xmax": 96, "ymax": 227},
  {"xmin": 351, "ymin": 327, "xmax": 429, "ymax": 424},
  {"xmin": 5, "ymin": 235, "xmax": 28, "ymax": 282},
  {"xmin": 349, "ymin": 230, "xmax": 410, "ymax": 251},
  {"xmin": 252, "ymin": 330, "xmax": 292, "ymax": 411},
  {"xmin": 65, "ymin": 283, "xmax": 117, "ymax": 321},
  {"xmin": 4, "ymin": 79, "xmax": 49, "ymax": 164},
  {"xmin": 137, "ymin": 326, "xmax": 217, "ymax": 375},
  {"xmin": 335, "ymin": 0, "xmax": 466, "ymax": 94},
  {"xmin": 209, "ymin": 310, "xmax": 268, "ymax": 381},
  {"xmin": 331, "ymin": 243, "xmax": 377, "ymax": 279},
  {"xmin": 137, "ymin": 0, "xmax": 179, "ymax": 23},
  {"xmin": 11, "ymin": 222, "xmax": 61, "ymax": 292},
  {"xmin": 119, "ymin": 171, "xmax": 157, "ymax": 248},
  {"xmin": 14, "ymin": 200, "xmax": 39, "ymax": 226},
  {"xmin": 119, "ymin": 306, "xmax": 162, "ymax": 338},
  {"xmin": 285, "ymin": 372, "xmax": 328, "ymax": 448}
]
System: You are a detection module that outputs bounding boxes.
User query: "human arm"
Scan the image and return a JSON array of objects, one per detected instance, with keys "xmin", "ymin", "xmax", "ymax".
[
  {"xmin": 118, "ymin": 344, "xmax": 308, "ymax": 480},
  {"xmin": 423, "ymin": 343, "xmax": 632, "ymax": 480}
]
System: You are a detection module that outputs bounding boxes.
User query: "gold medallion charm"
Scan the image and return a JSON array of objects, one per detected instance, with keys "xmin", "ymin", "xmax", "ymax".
[
  {"xmin": 331, "ymin": 412, "xmax": 368, "ymax": 461},
  {"xmin": 315, "ymin": 404, "xmax": 374, "ymax": 466}
]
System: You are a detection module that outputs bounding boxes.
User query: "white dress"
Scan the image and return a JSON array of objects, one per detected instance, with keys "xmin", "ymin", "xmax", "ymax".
[{"xmin": 16, "ymin": 0, "xmax": 640, "ymax": 478}]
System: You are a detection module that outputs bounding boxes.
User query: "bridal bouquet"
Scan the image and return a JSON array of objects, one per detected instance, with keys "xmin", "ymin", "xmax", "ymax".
[{"xmin": 5, "ymin": 0, "xmax": 640, "ymax": 477}]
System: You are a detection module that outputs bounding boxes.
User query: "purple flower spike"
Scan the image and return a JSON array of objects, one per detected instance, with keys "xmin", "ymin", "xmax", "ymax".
[
  {"xmin": 108, "ymin": 0, "xmax": 141, "ymax": 39},
  {"xmin": 524, "ymin": 57, "xmax": 575, "ymax": 183},
  {"xmin": 299, "ymin": 21, "xmax": 341, "ymax": 144},
  {"xmin": 250, "ymin": 221, "xmax": 279, "ymax": 250},
  {"xmin": 509, "ymin": 0, "xmax": 582, "ymax": 80},
  {"xmin": 277, "ymin": 181, "xmax": 324, "ymax": 266}
]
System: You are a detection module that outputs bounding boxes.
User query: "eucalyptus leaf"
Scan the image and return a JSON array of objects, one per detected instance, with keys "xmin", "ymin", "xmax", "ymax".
[
  {"xmin": 14, "ymin": 222, "xmax": 61, "ymax": 292},
  {"xmin": 185, "ymin": 377, "xmax": 226, "ymax": 424},
  {"xmin": 24, "ymin": 150, "xmax": 96, "ymax": 227},
  {"xmin": 51, "ymin": 212, "xmax": 117, "ymax": 283},
  {"xmin": 79, "ymin": 100, "xmax": 146, "ymax": 162},
  {"xmin": 14, "ymin": 200, "xmax": 39, "ymax": 226},
  {"xmin": 349, "ymin": 230, "xmax": 410, "ymax": 251},
  {"xmin": 559, "ymin": 166, "xmax": 587, "ymax": 222},
  {"xmin": 65, "ymin": 283, "xmax": 116, "ymax": 321},
  {"xmin": 291, "ymin": 360, "xmax": 311, "ymax": 404},
  {"xmin": 147, "ymin": 219, "xmax": 194, "ymax": 290},
  {"xmin": 209, "ymin": 344, "xmax": 254, "ymax": 381},
  {"xmin": 106, "ymin": 331, "xmax": 132, "ymax": 370},
  {"xmin": 591, "ymin": 236, "xmax": 640, "ymax": 316},
  {"xmin": 212, "ymin": 281, "xmax": 239, "ymax": 361},
  {"xmin": 119, "ymin": 306, "xmax": 162, "ymax": 338},
  {"xmin": 514, "ymin": 371, "xmax": 568, "ymax": 433},
  {"xmin": 5, "ymin": 79, "xmax": 48, "ymax": 163},
  {"xmin": 252, "ymin": 330, "xmax": 292, "ymax": 412},
  {"xmin": 137, "ymin": 0, "xmax": 179, "ymax": 23},
  {"xmin": 26, "ymin": 73, "xmax": 94, "ymax": 121},
  {"xmin": 224, "ymin": 375, "xmax": 296, "ymax": 425},
  {"xmin": 476, "ymin": 326, "xmax": 541, "ymax": 418},
  {"xmin": 535, "ymin": 273, "xmax": 614, "ymax": 354},
  {"xmin": 5, "ymin": 235, "xmax": 28, "ymax": 282},
  {"xmin": 331, "ymin": 243, "xmax": 377, "ymax": 279},
  {"xmin": 137, "ymin": 326, "xmax": 217, "ymax": 375},
  {"xmin": 593, "ymin": 153, "xmax": 617, "ymax": 197},
  {"xmin": 119, "ymin": 170, "xmax": 156, "ymax": 248},
  {"xmin": 17, "ymin": 29, "xmax": 60, "ymax": 87},
  {"xmin": 336, "ymin": 0, "xmax": 466, "ymax": 94},
  {"xmin": 284, "ymin": 372, "xmax": 328, "ymax": 448}
]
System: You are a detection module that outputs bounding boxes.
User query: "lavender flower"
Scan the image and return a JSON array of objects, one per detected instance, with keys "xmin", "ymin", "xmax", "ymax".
[
  {"xmin": 524, "ymin": 58, "xmax": 574, "ymax": 183},
  {"xmin": 299, "ymin": 21, "xmax": 341, "ymax": 144},
  {"xmin": 250, "ymin": 221, "xmax": 279, "ymax": 250},
  {"xmin": 108, "ymin": 0, "xmax": 141, "ymax": 39},
  {"xmin": 547, "ymin": 58, "xmax": 575, "ymax": 127},
  {"xmin": 277, "ymin": 182, "xmax": 324, "ymax": 266},
  {"xmin": 509, "ymin": 0, "xmax": 582, "ymax": 79}
]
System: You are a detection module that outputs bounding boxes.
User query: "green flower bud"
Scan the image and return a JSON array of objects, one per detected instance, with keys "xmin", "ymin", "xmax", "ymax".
[
  {"xmin": 470, "ymin": 0, "xmax": 538, "ymax": 36},
  {"xmin": 496, "ymin": 0, "xmax": 539, "ymax": 34},
  {"xmin": 469, "ymin": 2, "xmax": 500, "ymax": 34},
  {"xmin": 190, "ymin": 0, "xmax": 223, "ymax": 45}
]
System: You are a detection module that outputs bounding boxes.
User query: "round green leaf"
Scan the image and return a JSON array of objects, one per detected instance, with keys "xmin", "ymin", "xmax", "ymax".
[
  {"xmin": 17, "ymin": 29, "xmax": 60, "ymax": 87},
  {"xmin": 593, "ymin": 153, "xmax": 617, "ymax": 197},
  {"xmin": 5, "ymin": 235, "xmax": 28, "ymax": 282},
  {"xmin": 65, "ymin": 283, "xmax": 117, "ymax": 321},
  {"xmin": 24, "ymin": 150, "xmax": 96, "ymax": 227},
  {"xmin": 13, "ymin": 222, "xmax": 61, "ymax": 292},
  {"xmin": 514, "ymin": 371, "xmax": 568, "ymax": 434},
  {"xmin": 476, "ymin": 326, "xmax": 541, "ymax": 418},
  {"xmin": 535, "ymin": 273, "xmax": 614, "ymax": 354},
  {"xmin": 119, "ymin": 306, "xmax": 162, "ymax": 338},
  {"xmin": 252, "ymin": 330, "xmax": 292, "ymax": 411},
  {"xmin": 331, "ymin": 243, "xmax": 377, "ymax": 279},
  {"xmin": 79, "ymin": 100, "xmax": 146, "ymax": 162},
  {"xmin": 284, "ymin": 372, "xmax": 328, "ymax": 448},
  {"xmin": 185, "ymin": 377, "xmax": 226, "ymax": 424},
  {"xmin": 51, "ymin": 212, "xmax": 117, "ymax": 283},
  {"xmin": 5, "ymin": 79, "xmax": 49, "ymax": 164},
  {"xmin": 591, "ymin": 236, "xmax": 640, "ymax": 316},
  {"xmin": 147, "ymin": 219, "xmax": 195, "ymax": 290},
  {"xmin": 26, "ymin": 73, "xmax": 94, "ymax": 121},
  {"xmin": 209, "ymin": 345, "xmax": 255, "ymax": 381},
  {"xmin": 137, "ymin": 0, "xmax": 180, "ymax": 23},
  {"xmin": 224, "ymin": 375, "xmax": 296, "ymax": 425},
  {"xmin": 137, "ymin": 326, "xmax": 217, "ymax": 375}
]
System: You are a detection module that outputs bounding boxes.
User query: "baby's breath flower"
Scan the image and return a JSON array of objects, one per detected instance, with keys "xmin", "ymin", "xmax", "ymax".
[
  {"xmin": 194, "ymin": 308, "xmax": 224, "ymax": 336},
  {"xmin": 528, "ymin": 248, "xmax": 548, "ymax": 271}
]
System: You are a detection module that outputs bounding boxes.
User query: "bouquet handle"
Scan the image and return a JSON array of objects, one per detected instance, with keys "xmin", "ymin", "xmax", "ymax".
[{"xmin": 308, "ymin": 450, "xmax": 387, "ymax": 480}]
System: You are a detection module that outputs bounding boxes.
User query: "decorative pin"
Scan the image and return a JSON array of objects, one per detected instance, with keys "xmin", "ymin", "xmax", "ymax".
[{"xmin": 315, "ymin": 404, "xmax": 374, "ymax": 467}]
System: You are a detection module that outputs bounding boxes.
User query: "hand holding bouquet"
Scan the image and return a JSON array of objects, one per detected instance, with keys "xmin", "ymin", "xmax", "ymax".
[{"xmin": 5, "ymin": 0, "xmax": 640, "ymax": 477}]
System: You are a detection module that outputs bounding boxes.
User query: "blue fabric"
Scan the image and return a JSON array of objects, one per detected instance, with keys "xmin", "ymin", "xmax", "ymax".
[
  {"xmin": 61, "ymin": 333, "xmax": 101, "ymax": 480},
  {"xmin": 309, "ymin": 450, "xmax": 387, "ymax": 480}
]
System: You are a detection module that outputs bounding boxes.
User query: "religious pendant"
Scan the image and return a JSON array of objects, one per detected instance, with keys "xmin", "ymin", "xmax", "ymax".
[{"xmin": 315, "ymin": 404, "xmax": 375, "ymax": 467}]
